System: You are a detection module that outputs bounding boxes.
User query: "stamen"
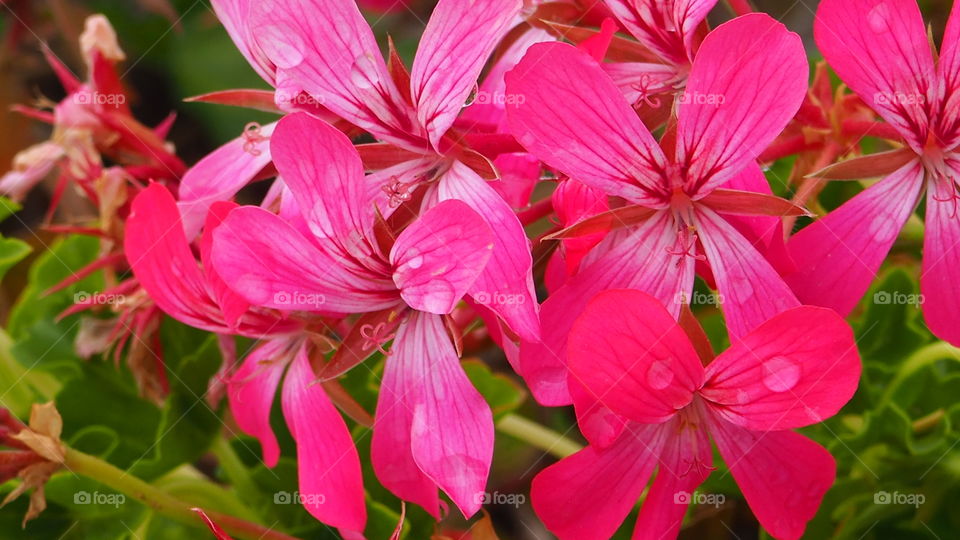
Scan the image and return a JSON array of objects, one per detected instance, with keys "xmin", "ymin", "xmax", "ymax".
[
  {"xmin": 242, "ymin": 122, "xmax": 268, "ymax": 156},
  {"xmin": 360, "ymin": 322, "xmax": 395, "ymax": 356},
  {"xmin": 381, "ymin": 177, "xmax": 414, "ymax": 208}
]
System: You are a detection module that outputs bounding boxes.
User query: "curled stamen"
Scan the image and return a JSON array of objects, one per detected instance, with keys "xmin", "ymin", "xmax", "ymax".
[
  {"xmin": 665, "ymin": 225, "xmax": 706, "ymax": 265},
  {"xmin": 931, "ymin": 170, "xmax": 960, "ymax": 219},
  {"xmin": 360, "ymin": 322, "xmax": 395, "ymax": 356},
  {"xmin": 381, "ymin": 177, "xmax": 414, "ymax": 208},
  {"xmin": 630, "ymin": 74, "xmax": 663, "ymax": 110},
  {"xmin": 242, "ymin": 122, "xmax": 268, "ymax": 156}
]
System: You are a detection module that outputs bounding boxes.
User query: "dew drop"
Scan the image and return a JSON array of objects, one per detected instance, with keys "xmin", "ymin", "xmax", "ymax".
[
  {"xmin": 646, "ymin": 359, "xmax": 675, "ymax": 390},
  {"xmin": 868, "ymin": 213, "xmax": 895, "ymax": 242},
  {"xmin": 407, "ymin": 255, "xmax": 424, "ymax": 269},
  {"xmin": 463, "ymin": 83, "xmax": 479, "ymax": 108},
  {"xmin": 867, "ymin": 3, "xmax": 891, "ymax": 33},
  {"xmin": 350, "ymin": 54, "xmax": 379, "ymax": 90},
  {"xmin": 762, "ymin": 356, "xmax": 801, "ymax": 392}
]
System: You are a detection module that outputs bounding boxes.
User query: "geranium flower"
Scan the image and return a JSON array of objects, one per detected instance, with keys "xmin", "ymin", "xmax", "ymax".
[
  {"xmin": 210, "ymin": 113, "xmax": 496, "ymax": 518},
  {"xmin": 504, "ymin": 13, "xmax": 809, "ymax": 406},
  {"xmin": 785, "ymin": 0, "xmax": 960, "ymax": 346},
  {"xmin": 210, "ymin": 0, "xmax": 540, "ymax": 342},
  {"xmin": 532, "ymin": 289, "xmax": 861, "ymax": 540}
]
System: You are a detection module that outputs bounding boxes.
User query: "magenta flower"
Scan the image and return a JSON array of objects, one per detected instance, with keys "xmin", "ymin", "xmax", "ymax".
[
  {"xmin": 210, "ymin": 113, "xmax": 496, "ymax": 518},
  {"xmin": 505, "ymin": 14, "xmax": 809, "ymax": 406},
  {"xmin": 785, "ymin": 0, "xmax": 960, "ymax": 346},
  {"xmin": 124, "ymin": 184, "xmax": 366, "ymax": 533},
  {"xmin": 532, "ymin": 290, "xmax": 861, "ymax": 540},
  {"xmin": 211, "ymin": 0, "xmax": 541, "ymax": 343}
]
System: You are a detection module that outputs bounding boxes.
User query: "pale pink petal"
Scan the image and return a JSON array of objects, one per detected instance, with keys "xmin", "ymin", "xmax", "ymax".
[
  {"xmin": 568, "ymin": 289, "xmax": 704, "ymax": 423},
  {"xmin": 390, "ymin": 199, "xmax": 493, "ymax": 314},
  {"xmin": 373, "ymin": 313, "xmax": 494, "ymax": 518},
  {"xmin": 520, "ymin": 211, "xmax": 695, "ymax": 406},
  {"xmin": 212, "ymin": 206, "xmax": 400, "ymax": 313},
  {"xmin": 694, "ymin": 205, "xmax": 800, "ymax": 339},
  {"xmin": 199, "ymin": 201, "xmax": 250, "ymax": 328},
  {"xmin": 603, "ymin": 62, "xmax": 677, "ymax": 105},
  {"xmin": 410, "ymin": 0, "xmax": 522, "ymax": 148},
  {"xmin": 815, "ymin": 0, "xmax": 935, "ymax": 151},
  {"xmin": 921, "ymin": 169, "xmax": 960, "ymax": 346},
  {"xmin": 178, "ymin": 122, "xmax": 276, "ymax": 239},
  {"xmin": 458, "ymin": 26, "xmax": 554, "ymax": 130},
  {"xmin": 605, "ymin": 0, "xmax": 718, "ymax": 65},
  {"xmin": 678, "ymin": 13, "xmax": 808, "ymax": 196},
  {"xmin": 270, "ymin": 113, "xmax": 374, "ymax": 253},
  {"xmin": 937, "ymin": 3, "xmax": 960, "ymax": 148},
  {"xmin": 708, "ymin": 418, "xmax": 836, "ymax": 540},
  {"xmin": 437, "ymin": 162, "xmax": 540, "ymax": 339},
  {"xmin": 701, "ymin": 306, "xmax": 861, "ymax": 430},
  {"xmin": 227, "ymin": 340, "xmax": 287, "ymax": 467},
  {"xmin": 210, "ymin": 0, "xmax": 276, "ymax": 83},
  {"xmin": 281, "ymin": 345, "xmax": 366, "ymax": 531},
  {"xmin": 632, "ymin": 415, "xmax": 713, "ymax": 540},
  {"xmin": 505, "ymin": 42, "xmax": 668, "ymax": 205},
  {"xmin": 249, "ymin": 0, "xmax": 423, "ymax": 150},
  {"xmin": 531, "ymin": 424, "xmax": 667, "ymax": 540},
  {"xmin": 786, "ymin": 161, "xmax": 924, "ymax": 316}
]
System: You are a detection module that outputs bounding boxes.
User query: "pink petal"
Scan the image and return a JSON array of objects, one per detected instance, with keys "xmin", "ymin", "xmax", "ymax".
[
  {"xmin": 281, "ymin": 345, "xmax": 366, "ymax": 531},
  {"xmin": 178, "ymin": 122, "xmax": 276, "ymax": 239},
  {"xmin": 632, "ymin": 414, "xmax": 713, "ymax": 540},
  {"xmin": 125, "ymin": 183, "xmax": 228, "ymax": 333},
  {"xmin": 210, "ymin": 0, "xmax": 275, "ymax": 83},
  {"xmin": 390, "ymin": 198, "xmax": 493, "ymax": 314},
  {"xmin": 372, "ymin": 313, "xmax": 494, "ymax": 518},
  {"xmin": 815, "ymin": 0, "xmax": 935, "ymax": 151},
  {"xmin": 531, "ymin": 424, "xmax": 667, "ymax": 540},
  {"xmin": 568, "ymin": 289, "xmax": 704, "ymax": 423},
  {"xmin": 212, "ymin": 206, "xmax": 400, "ymax": 313},
  {"xmin": 249, "ymin": 0, "xmax": 422, "ymax": 150},
  {"xmin": 708, "ymin": 418, "xmax": 836, "ymax": 540},
  {"xmin": 605, "ymin": 0, "xmax": 718, "ymax": 65},
  {"xmin": 694, "ymin": 205, "xmax": 800, "ymax": 339},
  {"xmin": 410, "ymin": 0, "xmax": 522, "ymax": 148},
  {"xmin": 505, "ymin": 42, "xmax": 668, "ymax": 205},
  {"xmin": 227, "ymin": 340, "xmax": 287, "ymax": 467},
  {"xmin": 678, "ymin": 13, "xmax": 807, "ymax": 196},
  {"xmin": 270, "ymin": 113, "xmax": 374, "ymax": 253},
  {"xmin": 937, "ymin": 3, "xmax": 960, "ymax": 149},
  {"xmin": 785, "ymin": 161, "xmax": 924, "ymax": 316},
  {"xmin": 199, "ymin": 201, "xmax": 250, "ymax": 328},
  {"xmin": 921, "ymin": 170, "xmax": 960, "ymax": 346},
  {"xmin": 436, "ymin": 163, "xmax": 540, "ymax": 339},
  {"xmin": 603, "ymin": 62, "xmax": 678, "ymax": 105},
  {"xmin": 489, "ymin": 152, "xmax": 540, "ymax": 209},
  {"xmin": 552, "ymin": 178, "xmax": 610, "ymax": 274},
  {"xmin": 701, "ymin": 306, "xmax": 861, "ymax": 430},
  {"xmin": 520, "ymin": 211, "xmax": 695, "ymax": 406}
]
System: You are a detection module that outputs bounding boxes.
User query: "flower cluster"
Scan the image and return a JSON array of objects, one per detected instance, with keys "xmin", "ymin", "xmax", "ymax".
[{"xmin": 3, "ymin": 0, "xmax": 957, "ymax": 539}]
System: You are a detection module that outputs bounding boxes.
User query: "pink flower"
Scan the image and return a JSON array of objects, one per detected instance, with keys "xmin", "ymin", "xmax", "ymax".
[
  {"xmin": 125, "ymin": 184, "xmax": 367, "ymax": 533},
  {"xmin": 504, "ymin": 14, "xmax": 808, "ymax": 406},
  {"xmin": 210, "ymin": 113, "xmax": 496, "ymax": 518},
  {"xmin": 211, "ymin": 0, "xmax": 541, "ymax": 343},
  {"xmin": 532, "ymin": 290, "xmax": 861, "ymax": 540},
  {"xmin": 785, "ymin": 0, "xmax": 960, "ymax": 346}
]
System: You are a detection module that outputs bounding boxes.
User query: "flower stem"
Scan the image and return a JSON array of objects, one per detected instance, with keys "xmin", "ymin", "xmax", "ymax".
[
  {"xmin": 63, "ymin": 447, "xmax": 298, "ymax": 540},
  {"xmin": 496, "ymin": 413, "xmax": 582, "ymax": 458}
]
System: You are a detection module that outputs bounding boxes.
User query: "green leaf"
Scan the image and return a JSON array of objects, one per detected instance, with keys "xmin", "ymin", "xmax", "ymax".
[
  {"xmin": 0, "ymin": 237, "xmax": 31, "ymax": 282},
  {"xmin": 463, "ymin": 359, "xmax": 526, "ymax": 420}
]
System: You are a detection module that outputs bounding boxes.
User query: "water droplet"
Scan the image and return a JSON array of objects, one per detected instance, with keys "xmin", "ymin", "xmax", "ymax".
[
  {"xmin": 868, "ymin": 3, "xmax": 891, "ymax": 33},
  {"xmin": 257, "ymin": 25, "xmax": 304, "ymax": 69},
  {"xmin": 350, "ymin": 54, "xmax": 379, "ymax": 90},
  {"xmin": 646, "ymin": 359, "xmax": 674, "ymax": 390},
  {"xmin": 407, "ymin": 255, "xmax": 424, "ymax": 269},
  {"xmin": 519, "ymin": 133, "xmax": 535, "ymax": 147},
  {"xmin": 868, "ymin": 213, "xmax": 896, "ymax": 242},
  {"xmin": 762, "ymin": 356, "xmax": 801, "ymax": 392},
  {"xmin": 463, "ymin": 83, "xmax": 479, "ymax": 108}
]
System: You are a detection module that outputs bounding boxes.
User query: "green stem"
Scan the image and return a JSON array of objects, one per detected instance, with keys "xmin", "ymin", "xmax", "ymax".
[
  {"xmin": 880, "ymin": 341, "xmax": 960, "ymax": 406},
  {"xmin": 496, "ymin": 414, "xmax": 582, "ymax": 459},
  {"xmin": 210, "ymin": 436, "xmax": 264, "ymax": 519},
  {"xmin": 63, "ymin": 447, "xmax": 298, "ymax": 540}
]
